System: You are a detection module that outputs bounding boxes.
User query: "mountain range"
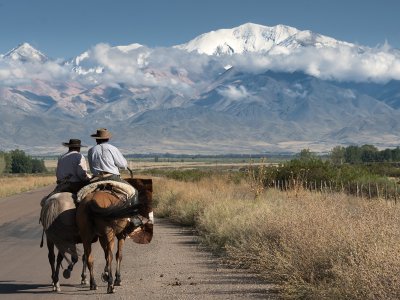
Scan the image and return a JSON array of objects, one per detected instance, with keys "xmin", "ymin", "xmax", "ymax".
[{"xmin": 1, "ymin": 23, "xmax": 400, "ymax": 155}]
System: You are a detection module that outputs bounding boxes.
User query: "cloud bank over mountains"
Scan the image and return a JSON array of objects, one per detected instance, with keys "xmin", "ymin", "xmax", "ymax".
[{"xmin": 1, "ymin": 23, "xmax": 400, "ymax": 88}]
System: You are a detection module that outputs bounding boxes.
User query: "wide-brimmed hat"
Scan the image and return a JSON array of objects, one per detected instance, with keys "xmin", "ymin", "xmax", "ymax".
[
  {"xmin": 90, "ymin": 128, "xmax": 112, "ymax": 139},
  {"xmin": 62, "ymin": 139, "xmax": 86, "ymax": 147}
]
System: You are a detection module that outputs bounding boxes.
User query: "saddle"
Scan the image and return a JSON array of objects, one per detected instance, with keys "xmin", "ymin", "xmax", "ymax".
[{"xmin": 76, "ymin": 180, "xmax": 137, "ymax": 204}]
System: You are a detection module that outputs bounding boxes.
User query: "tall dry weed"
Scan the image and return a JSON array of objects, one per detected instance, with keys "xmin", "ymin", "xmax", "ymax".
[
  {"xmin": 154, "ymin": 175, "xmax": 400, "ymax": 299},
  {"xmin": 0, "ymin": 175, "xmax": 55, "ymax": 198}
]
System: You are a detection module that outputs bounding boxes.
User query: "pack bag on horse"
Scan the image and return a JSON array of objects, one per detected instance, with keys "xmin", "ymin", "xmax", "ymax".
[
  {"xmin": 76, "ymin": 128, "xmax": 154, "ymax": 294},
  {"xmin": 39, "ymin": 138, "xmax": 92, "ymax": 292}
]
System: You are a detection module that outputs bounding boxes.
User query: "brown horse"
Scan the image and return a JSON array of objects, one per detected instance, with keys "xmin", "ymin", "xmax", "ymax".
[
  {"xmin": 40, "ymin": 192, "xmax": 88, "ymax": 292},
  {"xmin": 76, "ymin": 178, "xmax": 153, "ymax": 294}
]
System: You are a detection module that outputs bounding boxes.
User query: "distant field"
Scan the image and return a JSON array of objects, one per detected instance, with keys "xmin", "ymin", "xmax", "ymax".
[{"xmin": 44, "ymin": 157, "xmax": 280, "ymax": 172}]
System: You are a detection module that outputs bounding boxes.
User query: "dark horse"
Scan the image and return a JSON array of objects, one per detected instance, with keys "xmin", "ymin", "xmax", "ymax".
[
  {"xmin": 40, "ymin": 192, "xmax": 88, "ymax": 292},
  {"xmin": 76, "ymin": 178, "xmax": 153, "ymax": 294}
]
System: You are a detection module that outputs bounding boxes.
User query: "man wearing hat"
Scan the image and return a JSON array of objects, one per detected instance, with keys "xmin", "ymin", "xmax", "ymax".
[
  {"xmin": 55, "ymin": 138, "xmax": 92, "ymax": 194},
  {"xmin": 88, "ymin": 128, "xmax": 128, "ymax": 182}
]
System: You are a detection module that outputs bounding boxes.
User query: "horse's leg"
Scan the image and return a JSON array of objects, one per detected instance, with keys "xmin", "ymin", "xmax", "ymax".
[
  {"xmin": 83, "ymin": 241, "xmax": 97, "ymax": 290},
  {"xmin": 81, "ymin": 254, "xmax": 88, "ymax": 285},
  {"xmin": 46, "ymin": 238, "xmax": 57, "ymax": 291},
  {"xmin": 53, "ymin": 251, "xmax": 63, "ymax": 292},
  {"xmin": 99, "ymin": 234, "xmax": 115, "ymax": 294},
  {"xmin": 63, "ymin": 246, "xmax": 79, "ymax": 279},
  {"xmin": 77, "ymin": 205, "xmax": 97, "ymax": 291},
  {"xmin": 114, "ymin": 238, "xmax": 125, "ymax": 286}
]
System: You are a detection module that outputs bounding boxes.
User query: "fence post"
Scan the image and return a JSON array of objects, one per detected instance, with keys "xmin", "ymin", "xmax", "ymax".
[
  {"xmin": 385, "ymin": 183, "xmax": 388, "ymax": 201},
  {"xmin": 361, "ymin": 183, "xmax": 364, "ymax": 199},
  {"xmin": 376, "ymin": 183, "xmax": 380, "ymax": 199},
  {"xmin": 356, "ymin": 182, "xmax": 359, "ymax": 198},
  {"xmin": 368, "ymin": 182, "xmax": 371, "ymax": 199}
]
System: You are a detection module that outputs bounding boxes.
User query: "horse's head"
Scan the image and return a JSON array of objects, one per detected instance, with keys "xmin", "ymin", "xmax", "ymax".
[{"xmin": 124, "ymin": 178, "xmax": 153, "ymax": 244}]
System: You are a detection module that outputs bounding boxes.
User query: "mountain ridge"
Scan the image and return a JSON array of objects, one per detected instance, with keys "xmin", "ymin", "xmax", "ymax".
[{"xmin": 1, "ymin": 23, "xmax": 400, "ymax": 155}]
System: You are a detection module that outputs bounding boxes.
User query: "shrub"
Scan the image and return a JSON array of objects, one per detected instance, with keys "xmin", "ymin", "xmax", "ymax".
[
  {"xmin": 31, "ymin": 158, "xmax": 47, "ymax": 173},
  {"xmin": 10, "ymin": 149, "xmax": 33, "ymax": 173},
  {"xmin": 2, "ymin": 149, "xmax": 47, "ymax": 174}
]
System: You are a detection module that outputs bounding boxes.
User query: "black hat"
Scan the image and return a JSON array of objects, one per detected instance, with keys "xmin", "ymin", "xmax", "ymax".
[{"xmin": 62, "ymin": 139, "xmax": 86, "ymax": 148}]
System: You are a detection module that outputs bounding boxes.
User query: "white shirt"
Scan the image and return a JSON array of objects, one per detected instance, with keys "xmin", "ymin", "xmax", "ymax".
[
  {"xmin": 56, "ymin": 151, "xmax": 91, "ymax": 182},
  {"xmin": 88, "ymin": 143, "xmax": 127, "ymax": 176}
]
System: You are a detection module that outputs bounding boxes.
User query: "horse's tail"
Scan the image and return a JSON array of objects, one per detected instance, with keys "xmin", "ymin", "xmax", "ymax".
[{"xmin": 86, "ymin": 191, "xmax": 143, "ymax": 220}]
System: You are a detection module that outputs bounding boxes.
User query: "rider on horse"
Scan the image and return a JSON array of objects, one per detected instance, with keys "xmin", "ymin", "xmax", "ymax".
[
  {"xmin": 55, "ymin": 138, "xmax": 92, "ymax": 194},
  {"xmin": 87, "ymin": 128, "xmax": 128, "ymax": 183}
]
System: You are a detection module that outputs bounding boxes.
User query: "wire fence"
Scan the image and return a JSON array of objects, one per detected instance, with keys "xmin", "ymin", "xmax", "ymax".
[{"xmin": 267, "ymin": 179, "xmax": 400, "ymax": 203}]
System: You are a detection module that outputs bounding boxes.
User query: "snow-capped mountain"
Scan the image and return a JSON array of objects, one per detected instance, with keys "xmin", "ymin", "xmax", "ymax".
[
  {"xmin": 1, "ymin": 23, "xmax": 400, "ymax": 155},
  {"xmin": 3, "ymin": 42, "xmax": 48, "ymax": 63},
  {"xmin": 175, "ymin": 23, "xmax": 357, "ymax": 55}
]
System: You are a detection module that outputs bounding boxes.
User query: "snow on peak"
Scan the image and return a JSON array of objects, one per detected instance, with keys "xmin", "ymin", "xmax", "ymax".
[
  {"xmin": 4, "ymin": 42, "xmax": 48, "ymax": 63},
  {"xmin": 174, "ymin": 23, "xmax": 356, "ymax": 55}
]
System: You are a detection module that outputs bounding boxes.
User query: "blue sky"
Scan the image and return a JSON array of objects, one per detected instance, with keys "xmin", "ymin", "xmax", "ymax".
[{"xmin": 0, "ymin": 0, "xmax": 399, "ymax": 59}]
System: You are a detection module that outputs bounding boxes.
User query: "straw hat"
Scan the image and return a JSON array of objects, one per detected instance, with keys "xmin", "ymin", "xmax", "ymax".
[{"xmin": 90, "ymin": 128, "xmax": 112, "ymax": 139}]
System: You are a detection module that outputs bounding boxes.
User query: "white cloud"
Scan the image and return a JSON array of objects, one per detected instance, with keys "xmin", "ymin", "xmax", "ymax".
[
  {"xmin": 217, "ymin": 85, "xmax": 250, "ymax": 100},
  {"xmin": 221, "ymin": 44, "xmax": 400, "ymax": 83},
  {"xmin": 0, "ymin": 59, "xmax": 70, "ymax": 86},
  {"xmin": 1, "ymin": 42, "xmax": 400, "ymax": 89},
  {"xmin": 69, "ymin": 44, "xmax": 224, "ymax": 95}
]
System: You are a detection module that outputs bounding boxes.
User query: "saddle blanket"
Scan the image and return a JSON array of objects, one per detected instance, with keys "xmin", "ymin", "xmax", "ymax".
[{"xmin": 76, "ymin": 180, "xmax": 136, "ymax": 203}]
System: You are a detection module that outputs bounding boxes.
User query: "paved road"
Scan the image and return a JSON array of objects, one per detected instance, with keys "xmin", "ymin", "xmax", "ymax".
[{"xmin": 0, "ymin": 185, "xmax": 279, "ymax": 299}]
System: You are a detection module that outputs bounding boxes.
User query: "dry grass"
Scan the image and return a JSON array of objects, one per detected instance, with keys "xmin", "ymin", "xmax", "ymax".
[
  {"xmin": 0, "ymin": 175, "xmax": 56, "ymax": 198},
  {"xmin": 154, "ymin": 176, "xmax": 400, "ymax": 299}
]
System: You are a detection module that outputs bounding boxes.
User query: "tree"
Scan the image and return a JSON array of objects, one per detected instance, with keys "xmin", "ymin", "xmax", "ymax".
[
  {"xmin": 297, "ymin": 149, "xmax": 317, "ymax": 161},
  {"xmin": 392, "ymin": 147, "xmax": 400, "ymax": 161},
  {"xmin": 31, "ymin": 158, "xmax": 47, "ymax": 173},
  {"xmin": 344, "ymin": 145, "xmax": 362, "ymax": 164},
  {"xmin": 330, "ymin": 146, "xmax": 345, "ymax": 165},
  {"xmin": 360, "ymin": 144, "xmax": 378, "ymax": 162},
  {"xmin": 10, "ymin": 149, "xmax": 32, "ymax": 173}
]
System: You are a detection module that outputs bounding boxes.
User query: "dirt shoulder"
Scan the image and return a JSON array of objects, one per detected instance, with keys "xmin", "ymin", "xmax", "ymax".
[{"xmin": 0, "ymin": 185, "xmax": 279, "ymax": 299}]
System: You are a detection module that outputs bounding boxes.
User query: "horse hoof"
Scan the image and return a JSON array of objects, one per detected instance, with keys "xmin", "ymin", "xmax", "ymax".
[
  {"xmin": 114, "ymin": 280, "xmax": 121, "ymax": 286},
  {"xmin": 55, "ymin": 283, "xmax": 61, "ymax": 292},
  {"xmin": 63, "ymin": 269, "xmax": 71, "ymax": 279},
  {"xmin": 101, "ymin": 272, "xmax": 109, "ymax": 282},
  {"xmin": 90, "ymin": 284, "xmax": 97, "ymax": 290},
  {"xmin": 107, "ymin": 286, "xmax": 114, "ymax": 294},
  {"xmin": 81, "ymin": 279, "xmax": 88, "ymax": 285}
]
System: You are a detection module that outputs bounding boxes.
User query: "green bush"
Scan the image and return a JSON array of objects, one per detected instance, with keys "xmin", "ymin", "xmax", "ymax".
[
  {"xmin": 265, "ymin": 155, "xmax": 393, "ymax": 187},
  {"xmin": 10, "ymin": 149, "xmax": 32, "ymax": 173},
  {"xmin": 1, "ymin": 149, "xmax": 47, "ymax": 174},
  {"xmin": 31, "ymin": 158, "xmax": 47, "ymax": 173}
]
